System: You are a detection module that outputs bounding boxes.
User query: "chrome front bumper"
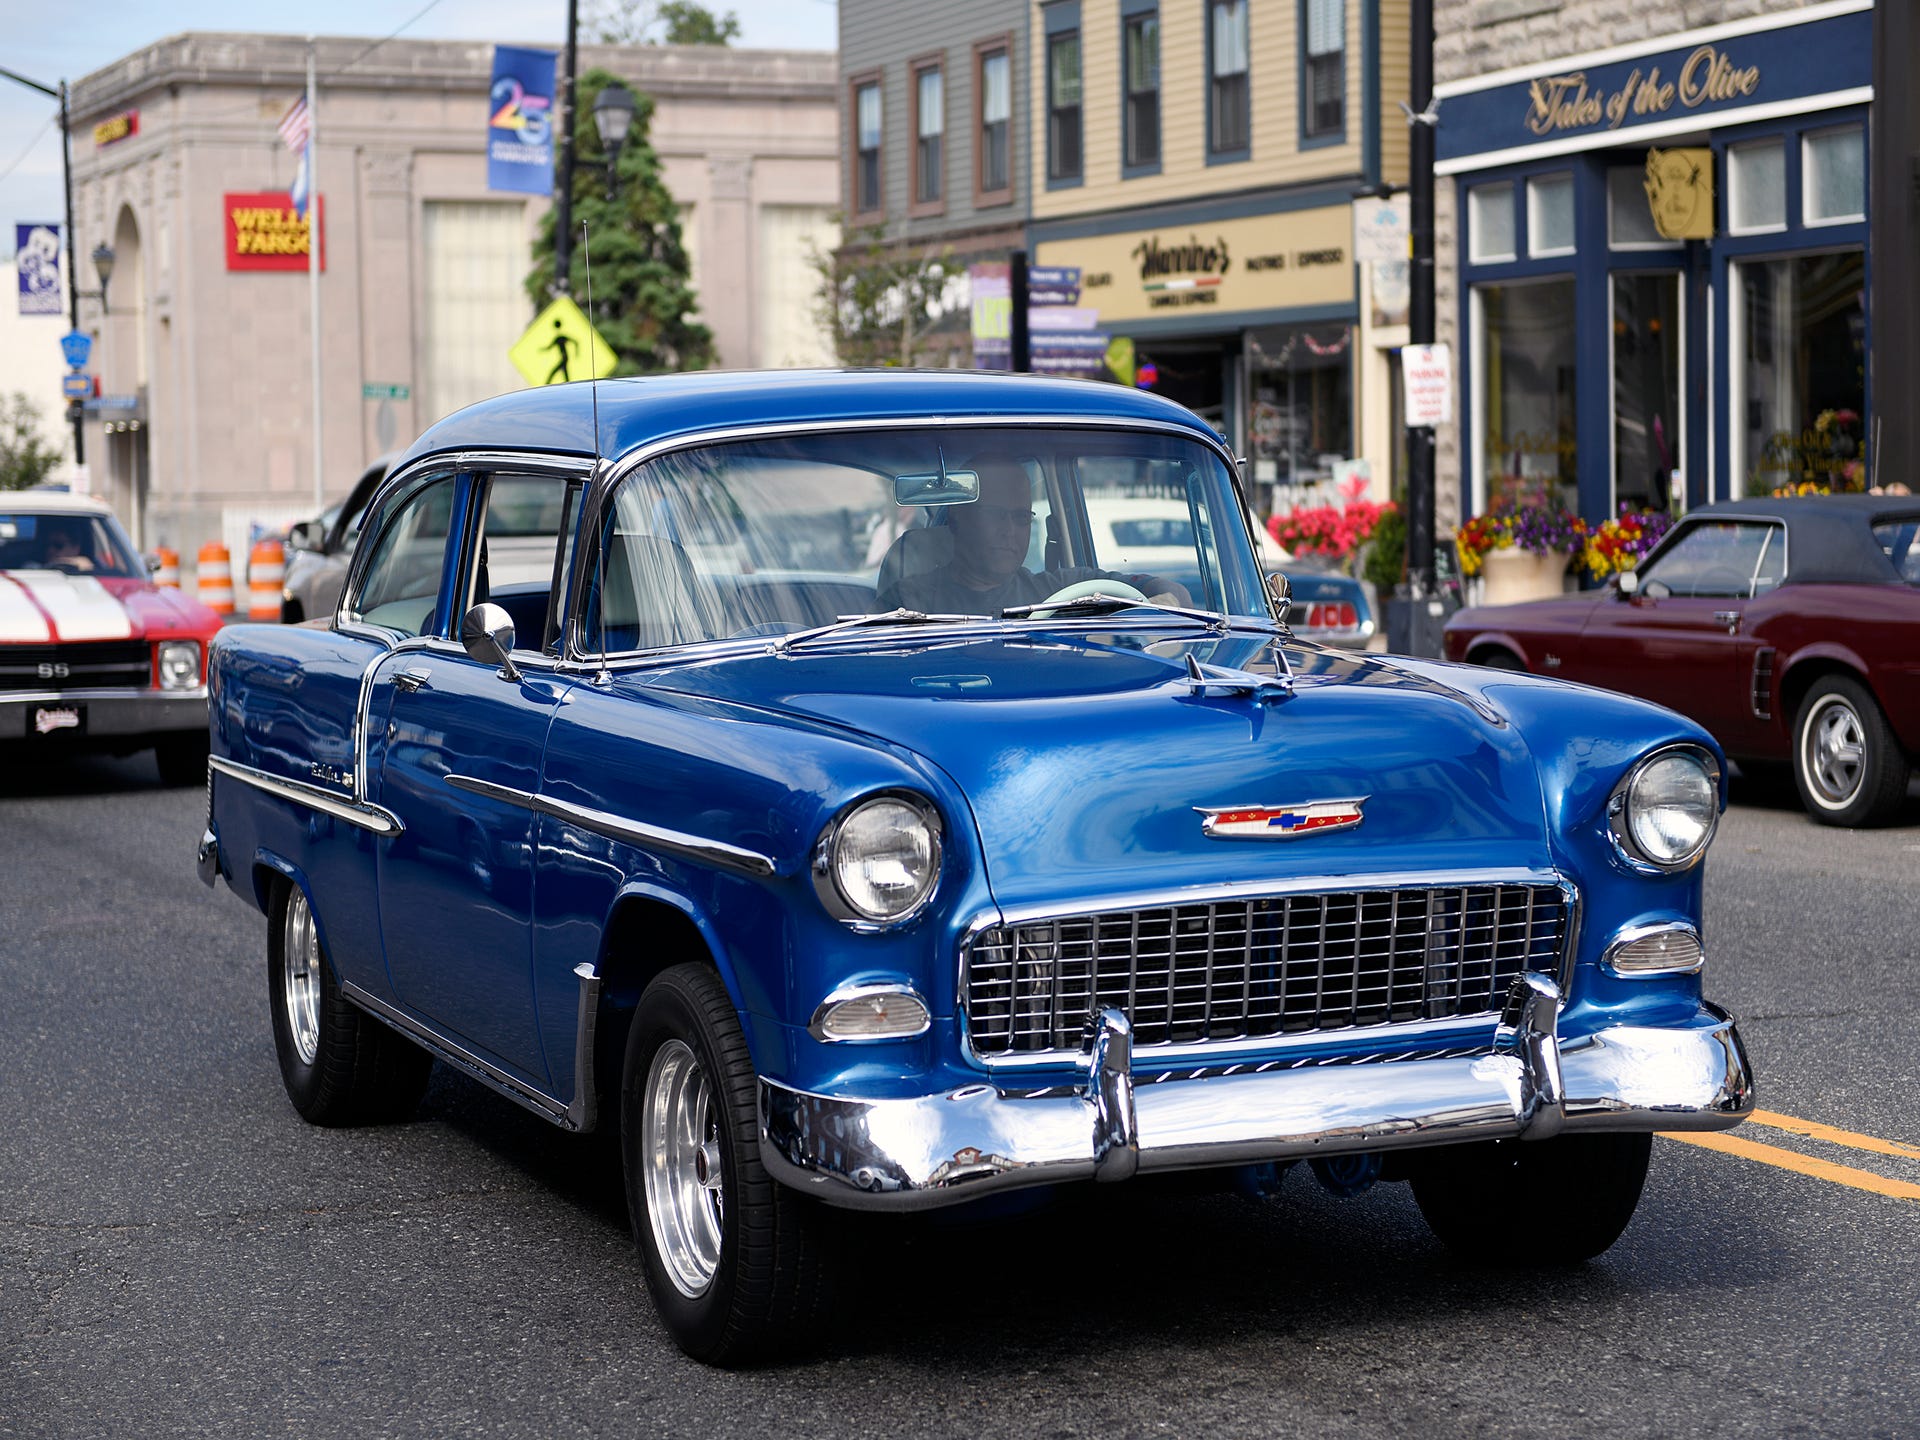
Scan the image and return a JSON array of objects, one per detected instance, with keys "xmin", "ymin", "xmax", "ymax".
[{"xmin": 759, "ymin": 975, "xmax": 1753, "ymax": 1212}]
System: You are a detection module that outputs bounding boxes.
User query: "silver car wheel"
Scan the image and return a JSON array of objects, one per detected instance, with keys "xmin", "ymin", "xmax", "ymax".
[
  {"xmin": 282, "ymin": 889, "xmax": 323, "ymax": 1066},
  {"xmin": 1801, "ymin": 694, "xmax": 1866, "ymax": 809},
  {"xmin": 643, "ymin": 1038, "xmax": 725, "ymax": 1298}
]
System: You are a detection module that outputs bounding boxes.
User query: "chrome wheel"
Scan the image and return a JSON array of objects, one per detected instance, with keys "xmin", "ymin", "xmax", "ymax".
[
  {"xmin": 1800, "ymin": 694, "xmax": 1866, "ymax": 809},
  {"xmin": 281, "ymin": 888, "xmax": 323, "ymax": 1066},
  {"xmin": 643, "ymin": 1038, "xmax": 725, "ymax": 1298}
]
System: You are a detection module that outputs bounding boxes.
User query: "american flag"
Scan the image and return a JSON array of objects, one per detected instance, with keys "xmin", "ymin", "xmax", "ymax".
[{"xmin": 277, "ymin": 95, "xmax": 310, "ymax": 154}]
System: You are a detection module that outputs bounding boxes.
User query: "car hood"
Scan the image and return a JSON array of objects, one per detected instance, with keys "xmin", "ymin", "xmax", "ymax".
[
  {"xmin": 0, "ymin": 568, "xmax": 218, "ymax": 643},
  {"xmin": 639, "ymin": 633, "xmax": 1556, "ymax": 912}
]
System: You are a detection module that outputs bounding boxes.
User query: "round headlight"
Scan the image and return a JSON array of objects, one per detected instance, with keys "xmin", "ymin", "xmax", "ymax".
[
  {"xmin": 820, "ymin": 797, "xmax": 940, "ymax": 924},
  {"xmin": 157, "ymin": 641, "xmax": 201, "ymax": 690},
  {"xmin": 1615, "ymin": 749, "xmax": 1718, "ymax": 869}
]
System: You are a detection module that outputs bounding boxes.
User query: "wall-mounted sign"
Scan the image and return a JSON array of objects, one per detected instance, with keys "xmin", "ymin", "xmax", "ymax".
[
  {"xmin": 1403, "ymin": 343, "xmax": 1453, "ymax": 429},
  {"xmin": 1435, "ymin": 7, "xmax": 1870, "ymax": 170},
  {"xmin": 93, "ymin": 111, "xmax": 139, "ymax": 147},
  {"xmin": 1036, "ymin": 206, "xmax": 1353, "ymax": 327},
  {"xmin": 1644, "ymin": 148, "xmax": 1714, "ymax": 239},
  {"xmin": 224, "ymin": 193, "xmax": 326, "ymax": 272},
  {"xmin": 1352, "ymin": 196, "xmax": 1407, "ymax": 267}
]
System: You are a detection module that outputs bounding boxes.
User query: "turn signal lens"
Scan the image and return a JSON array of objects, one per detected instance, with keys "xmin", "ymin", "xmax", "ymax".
[
  {"xmin": 1606, "ymin": 926, "xmax": 1704, "ymax": 975},
  {"xmin": 811, "ymin": 989, "xmax": 932, "ymax": 1042}
]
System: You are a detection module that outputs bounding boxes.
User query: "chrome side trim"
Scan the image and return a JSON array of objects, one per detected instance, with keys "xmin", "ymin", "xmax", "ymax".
[
  {"xmin": 208, "ymin": 756, "xmax": 404, "ymax": 836},
  {"xmin": 444, "ymin": 773, "xmax": 778, "ymax": 878},
  {"xmin": 340, "ymin": 979, "xmax": 575, "ymax": 1128},
  {"xmin": 567, "ymin": 962, "xmax": 603, "ymax": 1133},
  {"xmin": 758, "ymin": 989, "xmax": 1754, "ymax": 1213}
]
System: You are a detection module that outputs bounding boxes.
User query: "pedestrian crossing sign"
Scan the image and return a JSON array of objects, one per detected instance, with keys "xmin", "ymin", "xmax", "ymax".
[{"xmin": 509, "ymin": 296, "xmax": 617, "ymax": 386}]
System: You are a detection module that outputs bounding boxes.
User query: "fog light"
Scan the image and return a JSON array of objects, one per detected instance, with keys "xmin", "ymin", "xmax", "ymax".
[
  {"xmin": 1604, "ymin": 923, "xmax": 1704, "ymax": 976},
  {"xmin": 808, "ymin": 985, "xmax": 931, "ymax": 1042},
  {"xmin": 157, "ymin": 641, "xmax": 201, "ymax": 690}
]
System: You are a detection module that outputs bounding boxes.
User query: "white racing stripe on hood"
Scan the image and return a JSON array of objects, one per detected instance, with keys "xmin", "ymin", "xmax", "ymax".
[
  {"xmin": 4, "ymin": 569, "xmax": 134, "ymax": 640},
  {"xmin": 0, "ymin": 573, "xmax": 54, "ymax": 641}
]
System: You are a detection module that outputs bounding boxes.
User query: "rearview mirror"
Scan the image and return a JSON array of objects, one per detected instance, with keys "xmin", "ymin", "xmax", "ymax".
[
  {"xmin": 460, "ymin": 602, "xmax": 521, "ymax": 681},
  {"xmin": 894, "ymin": 467, "xmax": 980, "ymax": 507}
]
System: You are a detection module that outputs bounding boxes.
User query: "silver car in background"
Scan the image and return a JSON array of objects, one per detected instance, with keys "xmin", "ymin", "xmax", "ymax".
[{"xmin": 279, "ymin": 454, "xmax": 395, "ymax": 623}]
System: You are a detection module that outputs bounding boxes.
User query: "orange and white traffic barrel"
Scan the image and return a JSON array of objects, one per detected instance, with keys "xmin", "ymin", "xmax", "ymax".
[
  {"xmin": 247, "ymin": 538, "xmax": 285, "ymax": 622},
  {"xmin": 152, "ymin": 546, "xmax": 180, "ymax": 588},
  {"xmin": 197, "ymin": 541, "xmax": 234, "ymax": 616}
]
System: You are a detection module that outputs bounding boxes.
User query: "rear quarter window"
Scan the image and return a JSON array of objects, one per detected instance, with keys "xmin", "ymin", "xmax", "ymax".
[{"xmin": 1872, "ymin": 516, "xmax": 1920, "ymax": 585}]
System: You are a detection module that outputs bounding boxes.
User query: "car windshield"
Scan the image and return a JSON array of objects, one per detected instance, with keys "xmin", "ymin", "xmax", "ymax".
[
  {"xmin": 584, "ymin": 426, "xmax": 1269, "ymax": 653},
  {"xmin": 0, "ymin": 510, "xmax": 144, "ymax": 578}
]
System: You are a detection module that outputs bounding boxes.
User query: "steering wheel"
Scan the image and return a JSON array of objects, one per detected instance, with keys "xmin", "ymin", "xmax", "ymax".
[{"xmin": 1028, "ymin": 577, "xmax": 1148, "ymax": 619}]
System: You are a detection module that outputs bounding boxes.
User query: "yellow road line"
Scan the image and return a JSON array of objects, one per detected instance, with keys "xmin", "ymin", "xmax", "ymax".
[
  {"xmin": 1664, "ymin": 1131, "xmax": 1920, "ymax": 1201},
  {"xmin": 1743, "ymin": 1109, "xmax": 1920, "ymax": 1162}
]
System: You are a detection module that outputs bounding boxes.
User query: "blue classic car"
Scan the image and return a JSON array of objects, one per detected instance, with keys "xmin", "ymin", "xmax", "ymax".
[{"xmin": 198, "ymin": 371, "xmax": 1752, "ymax": 1364}]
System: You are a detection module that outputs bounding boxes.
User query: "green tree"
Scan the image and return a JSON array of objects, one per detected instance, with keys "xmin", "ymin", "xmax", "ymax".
[
  {"xmin": 810, "ymin": 223, "xmax": 959, "ymax": 367},
  {"xmin": 588, "ymin": 1, "xmax": 740, "ymax": 45},
  {"xmin": 0, "ymin": 393, "xmax": 62, "ymax": 491},
  {"xmin": 526, "ymin": 68, "xmax": 715, "ymax": 375}
]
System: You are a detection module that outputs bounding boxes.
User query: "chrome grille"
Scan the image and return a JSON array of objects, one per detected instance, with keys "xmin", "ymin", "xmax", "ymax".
[
  {"xmin": 0, "ymin": 641, "xmax": 150, "ymax": 693},
  {"xmin": 964, "ymin": 884, "xmax": 1569, "ymax": 1058}
]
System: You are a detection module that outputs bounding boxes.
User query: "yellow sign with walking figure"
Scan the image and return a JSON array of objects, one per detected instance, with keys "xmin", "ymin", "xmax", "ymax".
[{"xmin": 509, "ymin": 296, "xmax": 616, "ymax": 386}]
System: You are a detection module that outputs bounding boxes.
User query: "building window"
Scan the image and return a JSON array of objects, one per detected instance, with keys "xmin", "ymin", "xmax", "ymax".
[
  {"xmin": 977, "ymin": 43, "xmax": 1012, "ymax": 202},
  {"xmin": 853, "ymin": 78, "xmax": 882, "ymax": 216},
  {"xmin": 1733, "ymin": 251, "xmax": 1867, "ymax": 494},
  {"xmin": 1048, "ymin": 31, "xmax": 1082, "ymax": 183},
  {"xmin": 1727, "ymin": 140, "xmax": 1786, "ymax": 234},
  {"xmin": 1248, "ymin": 324, "xmax": 1355, "ymax": 488},
  {"xmin": 1304, "ymin": 0, "xmax": 1345, "ymax": 139},
  {"xmin": 1208, "ymin": 0, "xmax": 1250, "ymax": 158},
  {"xmin": 1803, "ymin": 126, "xmax": 1866, "ymax": 226},
  {"xmin": 1527, "ymin": 173, "xmax": 1574, "ymax": 256},
  {"xmin": 1124, "ymin": 12, "xmax": 1160, "ymax": 171},
  {"xmin": 1475, "ymin": 280, "xmax": 1578, "ymax": 514},
  {"xmin": 1608, "ymin": 165, "xmax": 1682, "ymax": 249},
  {"xmin": 912, "ymin": 61, "xmax": 944, "ymax": 211},
  {"xmin": 1612, "ymin": 273, "xmax": 1683, "ymax": 514},
  {"xmin": 1468, "ymin": 182, "xmax": 1514, "ymax": 264}
]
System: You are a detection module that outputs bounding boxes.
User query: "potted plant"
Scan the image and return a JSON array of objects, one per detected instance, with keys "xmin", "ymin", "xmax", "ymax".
[
  {"xmin": 1455, "ymin": 497, "xmax": 1585, "ymax": 604},
  {"xmin": 1581, "ymin": 506, "xmax": 1674, "ymax": 581},
  {"xmin": 1267, "ymin": 498, "xmax": 1397, "ymax": 579}
]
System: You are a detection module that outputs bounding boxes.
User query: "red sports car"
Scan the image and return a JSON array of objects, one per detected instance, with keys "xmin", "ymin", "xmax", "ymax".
[
  {"xmin": 1445, "ymin": 496, "xmax": 1920, "ymax": 827},
  {"xmin": 1, "ymin": 492, "xmax": 223, "ymax": 785}
]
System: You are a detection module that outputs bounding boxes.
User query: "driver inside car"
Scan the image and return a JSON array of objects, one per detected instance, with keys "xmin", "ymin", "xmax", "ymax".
[
  {"xmin": 39, "ymin": 521, "xmax": 97, "ymax": 572},
  {"xmin": 876, "ymin": 458, "xmax": 1192, "ymax": 615}
]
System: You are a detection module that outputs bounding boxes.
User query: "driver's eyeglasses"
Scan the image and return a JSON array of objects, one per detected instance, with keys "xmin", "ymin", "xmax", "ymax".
[{"xmin": 976, "ymin": 504, "xmax": 1035, "ymax": 530}]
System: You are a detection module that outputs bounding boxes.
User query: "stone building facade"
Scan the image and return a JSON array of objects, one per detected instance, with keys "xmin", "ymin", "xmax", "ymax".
[{"xmin": 65, "ymin": 33, "xmax": 837, "ymax": 557}]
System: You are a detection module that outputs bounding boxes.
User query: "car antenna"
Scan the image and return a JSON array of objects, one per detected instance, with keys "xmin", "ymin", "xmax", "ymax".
[{"xmin": 582, "ymin": 220, "xmax": 613, "ymax": 686}]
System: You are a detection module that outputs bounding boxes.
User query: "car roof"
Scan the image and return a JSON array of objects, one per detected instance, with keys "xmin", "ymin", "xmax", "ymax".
[
  {"xmin": 0, "ymin": 490, "xmax": 114, "ymax": 516},
  {"xmin": 1688, "ymin": 495, "xmax": 1920, "ymax": 584},
  {"xmin": 395, "ymin": 369, "xmax": 1226, "ymax": 472}
]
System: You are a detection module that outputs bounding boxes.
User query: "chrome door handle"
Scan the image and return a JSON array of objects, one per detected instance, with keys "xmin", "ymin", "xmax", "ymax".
[
  {"xmin": 393, "ymin": 665, "xmax": 432, "ymax": 692},
  {"xmin": 1713, "ymin": 610, "xmax": 1741, "ymax": 634}
]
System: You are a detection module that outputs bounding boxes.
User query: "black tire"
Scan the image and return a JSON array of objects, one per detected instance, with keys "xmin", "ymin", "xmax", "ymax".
[
  {"xmin": 1473, "ymin": 648, "xmax": 1526, "ymax": 672},
  {"xmin": 622, "ymin": 964, "xmax": 831, "ymax": 1366},
  {"xmin": 268, "ymin": 880, "xmax": 432, "ymax": 1126},
  {"xmin": 1410, "ymin": 1131, "xmax": 1652, "ymax": 1264},
  {"xmin": 1792, "ymin": 676, "xmax": 1911, "ymax": 827},
  {"xmin": 154, "ymin": 732, "xmax": 210, "ymax": 787}
]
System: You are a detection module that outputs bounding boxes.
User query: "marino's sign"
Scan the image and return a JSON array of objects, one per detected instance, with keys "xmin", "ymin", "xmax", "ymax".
[{"xmin": 1435, "ymin": 7, "xmax": 1870, "ymax": 166}]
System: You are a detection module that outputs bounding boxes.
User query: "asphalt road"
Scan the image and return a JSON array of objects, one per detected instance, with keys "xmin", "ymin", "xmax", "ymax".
[{"xmin": 2, "ymin": 755, "xmax": 1916, "ymax": 1439}]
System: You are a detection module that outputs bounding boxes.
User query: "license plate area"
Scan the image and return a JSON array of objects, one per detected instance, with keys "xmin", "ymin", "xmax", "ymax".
[{"xmin": 28, "ymin": 703, "xmax": 86, "ymax": 737}]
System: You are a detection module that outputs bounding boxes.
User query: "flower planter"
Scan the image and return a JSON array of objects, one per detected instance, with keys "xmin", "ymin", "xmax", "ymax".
[{"xmin": 1479, "ymin": 547, "xmax": 1571, "ymax": 605}]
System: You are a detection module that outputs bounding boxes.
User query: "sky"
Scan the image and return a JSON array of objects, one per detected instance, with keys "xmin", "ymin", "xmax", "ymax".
[{"xmin": 0, "ymin": 0, "xmax": 840, "ymax": 245}]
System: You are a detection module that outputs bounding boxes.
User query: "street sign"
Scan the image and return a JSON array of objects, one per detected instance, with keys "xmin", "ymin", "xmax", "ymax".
[
  {"xmin": 1403, "ymin": 343, "xmax": 1453, "ymax": 428},
  {"xmin": 509, "ymin": 296, "xmax": 615, "ymax": 387},
  {"xmin": 60, "ymin": 331, "xmax": 92, "ymax": 369},
  {"xmin": 62, "ymin": 370, "xmax": 90, "ymax": 401},
  {"xmin": 362, "ymin": 382, "xmax": 411, "ymax": 401}
]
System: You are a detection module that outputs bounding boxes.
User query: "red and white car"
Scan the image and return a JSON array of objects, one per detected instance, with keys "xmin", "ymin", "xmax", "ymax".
[{"xmin": 1, "ymin": 492, "xmax": 221, "ymax": 784}]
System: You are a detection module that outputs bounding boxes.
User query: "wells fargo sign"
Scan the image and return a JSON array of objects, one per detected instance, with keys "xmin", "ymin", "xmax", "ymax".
[
  {"xmin": 93, "ymin": 111, "xmax": 139, "ymax": 146},
  {"xmin": 223, "ymin": 193, "xmax": 326, "ymax": 272}
]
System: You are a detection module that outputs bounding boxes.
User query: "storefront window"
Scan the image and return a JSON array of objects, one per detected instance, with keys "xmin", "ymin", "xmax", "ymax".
[
  {"xmin": 1612, "ymin": 273, "xmax": 1682, "ymax": 514},
  {"xmin": 1468, "ymin": 183, "xmax": 1514, "ymax": 263},
  {"xmin": 1803, "ymin": 126, "xmax": 1865, "ymax": 225},
  {"xmin": 1247, "ymin": 325, "xmax": 1353, "ymax": 491},
  {"xmin": 1735, "ymin": 251, "xmax": 1867, "ymax": 494},
  {"xmin": 1528, "ymin": 174, "xmax": 1574, "ymax": 256},
  {"xmin": 1608, "ymin": 166, "xmax": 1680, "ymax": 250},
  {"xmin": 1728, "ymin": 140, "xmax": 1786, "ymax": 233},
  {"xmin": 1476, "ymin": 280, "xmax": 1576, "ymax": 512}
]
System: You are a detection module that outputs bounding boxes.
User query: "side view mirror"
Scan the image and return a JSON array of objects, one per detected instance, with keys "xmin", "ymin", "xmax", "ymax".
[
  {"xmin": 460, "ymin": 602, "xmax": 521, "ymax": 681},
  {"xmin": 1615, "ymin": 569, "xmax": 1639, "ymax": 597},
  {"xmin": 144, "ymin": 552, "xmax": 162, "ymax": 575},
  {"xmin": 1266, "ymin": 570, "xmax": 1293, "ymax": 620},
  {"xmin": 286, "ymin": 521, "xmax": 318, "ymax": 553}
]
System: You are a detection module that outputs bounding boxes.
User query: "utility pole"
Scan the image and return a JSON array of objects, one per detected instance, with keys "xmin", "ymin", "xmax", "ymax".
[
  {"xmin": 306, "ymin": 43, "xmax": 324, "ymax": 512},
  {"xmin": 1010, "ymin": 250, "xmax": 1031, "ymax": 373},
  {"xmin": 552, "ymin": 0, "xmax": 580, "ymax": 295},
  {"xmin": 1406, "ymin": 0, "xmax": 1436, "ymax": 609},
  {"xmin": 0, "ymin": 66, "xmax": 83, "ymax": 467}
]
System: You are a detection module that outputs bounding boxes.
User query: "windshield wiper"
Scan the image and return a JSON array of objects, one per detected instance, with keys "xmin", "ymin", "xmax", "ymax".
[
  {"xmin": 770, "ymin": 607, "xmax": 986, "ymax": 656},
  {"xmin": 999, "ymin": 593, "xmax": 1236, "ymax": 632}
]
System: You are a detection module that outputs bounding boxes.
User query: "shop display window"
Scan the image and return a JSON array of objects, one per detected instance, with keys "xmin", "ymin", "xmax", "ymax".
[
  {"xmin": 1734, "ymin": 251, "xmax": 1867, "ymax": 494},
  {"xmin": 1612, "ymin": 274, "xmax": 1682, "ymax": 514},
  {"xmin": 1475, "ymin": 280, "xmax": 1577, "ymax": 513},
  {"xmin": 1247, "ymin": 325, "xmax": 1353, "ymax": 490}
]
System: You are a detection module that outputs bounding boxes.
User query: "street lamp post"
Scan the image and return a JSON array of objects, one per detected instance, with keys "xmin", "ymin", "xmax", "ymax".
[
  {"xmin": 91, "ymin": 243, "xmax": 115, "ymax": 313},
  {"xmin": 592, "ymin": 82, "xmax": 637, "ymax": 200},
  {"xmin": 551, "ymin": 0, "xmax": 581, "ymax": 295}
]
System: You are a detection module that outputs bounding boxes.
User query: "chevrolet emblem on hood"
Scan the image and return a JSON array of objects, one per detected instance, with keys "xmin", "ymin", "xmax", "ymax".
[{"xmin": 1195, "ymin": 798, "xmax": 1368, "ymax": 839}]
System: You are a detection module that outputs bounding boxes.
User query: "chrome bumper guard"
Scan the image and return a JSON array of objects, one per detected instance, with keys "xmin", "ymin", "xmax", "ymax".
[{"xmin": 759, "ymin": 974, "xmax": 1753, "ymax": 1212}]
